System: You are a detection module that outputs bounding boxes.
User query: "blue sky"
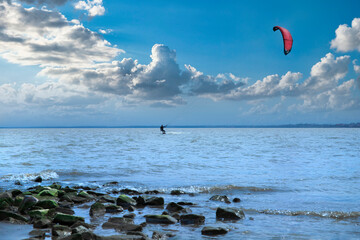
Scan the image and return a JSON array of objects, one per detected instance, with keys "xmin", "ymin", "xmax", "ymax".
[{"xmin": 0, "ymin": 0, "xmax": 359, "ymax": 126}]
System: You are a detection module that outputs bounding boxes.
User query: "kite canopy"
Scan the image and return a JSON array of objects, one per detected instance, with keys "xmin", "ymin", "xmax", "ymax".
[{"xmin": 273, "ymin": 26, "xmax": 293, "ymax": 55}]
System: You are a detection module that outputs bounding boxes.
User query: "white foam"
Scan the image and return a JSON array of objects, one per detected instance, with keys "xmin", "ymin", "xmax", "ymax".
[{"xmin": 1, "ymin": 170, "xmax": 59, "ymax": 182}]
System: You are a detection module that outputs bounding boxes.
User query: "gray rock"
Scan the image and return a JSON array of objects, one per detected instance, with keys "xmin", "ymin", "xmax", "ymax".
[
  {"xmin": 145, "ymin": 197, "xmax": 164, "ymax": 206},
  {"xmin": 52, "ymin": 224, "xmax": 72, "ymax": 237},
  {"xmin": 170, "ymin": 190, "xmax": 186, "ymax": 195},
  {"xmin": 144, "ymin": 215, "xmax": 177, "ymax": 224},
  {"xmin": 216, "ymin": 207, "xmax": 245, "ymax": 220},
  {"xmin": 201, "ymin": 226, "xmax": 228, "ymax": 236},
  {"xmin": 116, "ymin": 195, "xmax": 137, "ymax": 208},
  {"xmin": 19, "ymin": 195, "xmax": 38, "ymax": 213},
  {"xmin": 210, "ymin": 195, "xmax": 231, "ymax": 204},
  {"xmin": 0, "ymin": 210, "xmax": 28, "ymax": 222},
  {"xmin": 90, "ymin": 202, "xmax": 106, "ymax": 217},
  {"xmin": 180, "ymin": 214, "xmax": 205, "ymax": 225},
  {"xmin": 33, "ymin": 218, "xmax": 52, "ymax": 228},
  {"xmin": 105, "ymin": 204, "xmax": 123, "ymax": 213},
  {"xmin": 233, "ymin": 197, "xmax": 241, "ymax": 203},
  {"xmin": 166, "ymin": 202, "xmax": 184, "ymax": 213}
]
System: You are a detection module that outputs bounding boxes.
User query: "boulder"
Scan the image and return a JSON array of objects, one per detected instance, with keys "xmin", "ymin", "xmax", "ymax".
[
  {"xmin": 120, "ymin": 189, "xmax": 142, "ymax": 195},
  {"xmin": 145, "ymin": 197, "xmax": 164, "ymax": 206},
  {"xmin": 116, "ymin": 195, "xmax": 137, "ymax": 208},
  {"xmin": 35, "ymin": 200, "xmax": 58, "ymax": 209},
  {"xmin": 216, "ymin": 207, "xmax": 245, "ymax": 220},
  {"xmin": 0, "ymin": 210, "xmax": 28, "ymax": 222},
  {"xmin": 0, "ymin": 192, "xmax": 14, "ymax": 205},
  {"xmin": 19, "ymin": 195, "xmax": 39, "ymax": 213},
  {"xmin": 170, "ymin": 190, "xmax": 186, "ymax": 195},
  {"xmin": 52, "ymin": 224, "xmax": 72, "ymax": 237},
  {"xmin": 78, "ymin": 191, "xmax": 93, "ymax": 199},
  {"xmin": 210, "ymin": 195, "xmax": 231, "ymax": 204},
  {"xmin": 105, "ymin": 204, "xmax": 123, "ymax": 213},
  {"xmin": 10, "ymin": 189, "xmax": 22, "ymax": 198},
  {"xmin": 28, "ymin": 209, "xmax": 49, "ymax": 219},
  {"xmin": 89, "ymin": 202, "xmax": 106, "ymax": 217},
  {"xmin": 144, "ymin": 215, "xmax": 177, "ymax": 224},
  {"xmin": 53, "ymin": 213, "xmax": 84, "ymax": 226},
  {"xmin": 179, "ymin": 214, "xmax": 205, "ymax": 225},
  {"xmin": 0, "ymin": 201, "xmax": 10, "ymax": 210},
  {"xmin": 37, "ymin": 189, "xmax": 58, "ymax": 197},
  {"xmin": 33, "ymin": 218, "xmax": 52, "ymax": 229},
  {"xmin": 233, "ymin": 197, "xmax": 241, "ymax": 203},
  {"xmin": 201, "ymin": 226, "xmax": 228, "ymax": 236},
  {"xmin": 166, "ymin": 202, "xmax": 184, "ymax": 213},
  {"xmin": 102, "ymin": 217, "xmax": 142, "ymax": 232},
  {"xmin": 34, "ymin": 176, "xmax": 42, "ymax": 183},
  {"xmin": 100, "ymin": 195, "xmax": 116, "ymax": 204}
]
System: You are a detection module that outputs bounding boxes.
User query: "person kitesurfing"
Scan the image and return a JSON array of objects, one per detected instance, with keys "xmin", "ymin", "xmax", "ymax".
[{"xmin": 160, "ymin": 125, "xmax": 167, "ymax": 134}]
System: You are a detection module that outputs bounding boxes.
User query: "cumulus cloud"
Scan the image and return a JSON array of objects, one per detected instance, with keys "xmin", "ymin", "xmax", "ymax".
[
  {"xmin": 17, "ymin": 0, "xmax": 68, "ymax": 6},
  {"xmin": 331, "ymin": 18, "xmax": 360, "ymax": 52},
  {"xmin": 353, "ymin": 59, "xmax": 360, "ymax": 74},
  {"xmin": 0, "ymin": 1, "xmax": 121, "ymax": 68},
  {"xmin": 74, "ymin": 0, "xmax": 105, "ymax": 17}
]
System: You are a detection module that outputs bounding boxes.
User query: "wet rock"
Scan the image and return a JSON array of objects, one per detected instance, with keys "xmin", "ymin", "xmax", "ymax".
[
  {"xmin": 0, "ymin": 201, "xmax": 10, "ymax": 210},
  {"xmin": 170, "ymin": 190, "xmax": 185, "ymax": 195},
  {"xmin": 123, "ymin": 213, "xmax": 136, "ymax": 219},
  {"xmin": 61, "ymin": 193, "xmax": 91, "ymax": 204},
  {"xmin": 53, "ymin": 213, "xmax": 84, "ymax": 226},
  {"xmin": 3, "ymin": 216, "xmax": 28, "ymax": 224},
  {"xmin": 28, "ymin": 209, "xmax": 49, "ymax": 219},
  {"xmin": 128, "ymin": 206, "xmax": 136, "ymax": 212},
  {"xmin": 29, "ymin": 229, "xmax": 49, "ymax": 238},
  {"xmin": 49, "ymin": 183, "xmax": 62, "ymax": 190},
  {"xmin": 34, "ymin": 176, "xmax": 43, "ymax": 183},
  {"xmin": 116, "ymin": 195, "xmax": 137, "ymax": 208},
  {"xmin": 10, "ymin": 189, "xmax": 22, "ymax": 198},
  {"xmin": 14, "ymin": 196, "xmax": 24, "ymax": 207},
  {"xmin": 210, "ymin": 195, "xmax": 231, "ymax": 204},
  {"xmin": 100, "ymin": 235, "xmax": 146, "ymax": 240},
  {"xmin": 62, "ymin": 231, "xmax": 99, "ymax": 240},
  {"xmin": 133, "ymin": 196, "xmax": 146, "ymax": 207},
  {"xmin": 145, "ymin": 197, "xmax": 164, "ymax": 206},
  {"xmin": 179, "ymin": 214, "xmax": 205, "ymax": 225},
  {"xmin": 144, "ymin": 190, "xmax": 160, "ymax": 195},
  {"xmin": 33, "ymin": 218, "xmax": 52, "ymax": 229},
  {"xmin": 15, "ymin": 180, "xmax": 22, "ymax": 186},
  {"xmin": 35, "ymin": 200, "xmax": 58, "ymax": 209},
  {"xmin": 0, "ymin": 192, "xmax": 14, "ymax": 205},
  {"xmin": 53, "ymin": 207, "xmax": 75, "ymax": 215},
  {"xmin": 37, "ymin": 189, "xmax": 58, "ymax": 197},
  {"xmin": 102, "ymin": 217, "xmax": 142, "ymax": 232},
  {"xmin": 233, "ymin": 197, "xmax": 241, "ymax": 203},
  {"xmin": 144, "ymin": 215, "xmax": 177, "ymax": 224},
  {"xmin": 249, "ymin": 217, "xmax": 254, "ymax": 220},
  {"xmin": 90, "ymin": 202, "xmax": 106, "ymax": 217},
  {"xmin": 52, "ymin": 224, "xmax": 72, "ymax": 237},
  {"xmin": 78, "ymin": 191, "xmax": 93, "ymax": 199},
  {"xmin": 105, "ymin": 204, "xmax": 123, "ymax": 213},
  {"xmin": 166, "ymin": 202, "xmax": 184, "ymax": 213},
  {"xmin": 216, "ymin": 207, "xmax": 245, "ymax": 220},
  {"xmin": 71, "ymin": 221, "xmax": 96, "ymax": 230},
  {"xmin": 72, "ymin": 225, "xmax": 89, "ymax": 234},
  {"xmin": 177, "ymin": 201, "xmax": 194, "ymax": 206},
  {"xmin": 152, "ymin": 231, "xmax": 174, "ymax": 239},
  {"xmin": 201, "ymin": 226, "xmax": 228, "ymax": 236},
  {"xmin": 19, "ymin": 195, "xmax": 39, "ymax": 212},
  {"xmin": 100, "ymin": 195, "xmax": 116, "ymax": 204},
  {"xmin": 120, "ymin": 189, "xmax": 142, "ymax": 195},
  {"xmin": 87, "ymin": 190, "xmax": 105, "ymax": 197},
  {"xmin": 0, "ymin": 210, "xmax": 28, "ymax": 222}
]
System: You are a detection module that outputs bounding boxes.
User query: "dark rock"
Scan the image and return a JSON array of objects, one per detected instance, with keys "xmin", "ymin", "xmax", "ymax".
[
  {"xmin": 0, "ymin": 192, "xmax": 14, "ymax": 205},
  {"xmin": 210, "ymin": 195, "xmax": 231, "ymax": 204},
  {"xmin": 49, "ymin": 183, "xmax": 62, "ymax": 190},
  {"xmin": 170, "ymin": 213, "xmax": 180, "ymax": 221},
  {"xmin": 100, "ymin": 195, "xmax": 116, "ymax": 204},
  {"xmin": 180, "ymin": 214, "xmax": 205, "ymax": 225},
  {"xmin": 102, "ymin": 220, "xmax": 142, "ymax": 232},
  {"xmin": 103, "ymin": 181, "xmax": 118, "ymax": 186},
  {"xmin": 145, "ymin": 197, "xmax": 164, "ymax": 206},
  {"xmin": 15, "ymin": 180, "xmax": 22, "ymax": 186},
  {"xmin": 78, "ymin": 191, "xmax": 93, "ymax": 199},
  {"xmin": 89, "ymin": 202, "xmax": 106, "ymax": 217},
  {"xmin": 116, "ymin": 195, "xmax": 137, "ymax": 208},
  {"xmin": 249, "ymin": 217, "xmax": 254, "ymax": 220},
  {"xmin": 29, "ymin": 229, "xmax": 49, "ymax": 238},
  {"xmin": 61, "ymin": 232, "xmax": 99, "ymax": 240},
  {"xmin": 0, "ymin": 201, "xmax": 10, "ymax": 210},
  {"xmin": 37, "ymin": 189, "xmax": 58, "ymax": 197},
  {"xmin": 144, "ymin": 190, "xmax": 159, "ymax": 195},
  {"xmin": 53, "ymin": 207, "xmax": 75, "ymax": 215},
  {"xmin": 120, "ymin": 189, "xmax": 142, "ymax": 195},
  {"xmin": 0, "ymin": 210, "xmax": 28, "ymax": 222},
  {"xmin": 233, "ymin": 197, "xmax": 241, "ymax": 203},
  {"xmin": 170, "ymin": 190, "xmax": 185, "ymax": 195},
  {"xmin": 34, "ymin": 176, "xmax": 43, "ymax": 183},
  {"xmin": 108, "ymin": 217, "xmax": 134, "ymax": 224},
  {"xmin": 166, "ymin": 202, "xmax": 184, "ymax": 213},
  {"xmin": 72, "ymin": 225, "xmax": 89, "ymax": 234},
  {"xmin": 177, "ymin": 201, "xmax": 194, "ymax": 206},
  {"xmin": 105, "ymin": 204, "xmax": 123, "ymax": 213},
  {"xmin": 216, "ymin": 207, "xmax": 245, "ymax": 220},
  {"xmin": 71, "ymin": 221, "xmax": 96, "ymax": 230},
  {"xmin": 28, "ymin": 209, "xmax": 49, "ymax": 219},
  {"xmin": 144, "ymin": 215, "xmax": 177, "ymax": 224},
  {"xmin": 33, "ymin": 218, "xmax": 52, "ymax": 229},
  {"xmin": 53, "ymin": 213, "xmax": 84, "ymax": 226},
  {"xmin": 126, "ymin": 231, "xmax": 148, "ymax": 239},
  {"xmin": 201, "ymin": 226, "xmax": 228, "ymax": 236},
  {"xmin": 10, "ymin": 189, "xmax": 22, "ymax": 198},
  {"xmin": 100, "ymin": 235, "xmax": 146, "ymax": 240},
  {"xmin": 123, "ymin": 213, "xmax": 136, "ymax": 219},
  {"xmin": 133, "ymin": 196, "xmax": 146, "ymax": 207},
  {"xmin": 14, "ymin": 196, "xmax": 24, "ymax": 207},
  {"xmin": 35, "ymin": 200, "xmax": 58, "ymax": 209},
  {"xmin": 3, "ymin": 216, "xmax": 28, "ymax": 224},
  {"xmin": 52, "ymin": 224, "xmax": 72, "ymax": 237},
  {"xmin": 128, "ymin": 206, "xmax": 136, "ymax": 212},
  {"xmin": 87, "ymin": 190, "xmax": 105, "ymax": 196}
]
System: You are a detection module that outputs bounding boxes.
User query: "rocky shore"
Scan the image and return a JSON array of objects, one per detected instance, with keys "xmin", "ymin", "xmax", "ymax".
[{"xmin": 0, "ymin": 182, "xmax": 245, "ymax": 239}]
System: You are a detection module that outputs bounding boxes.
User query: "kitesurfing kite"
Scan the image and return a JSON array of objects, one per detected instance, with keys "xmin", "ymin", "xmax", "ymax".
[{"xmin": 273, "ymin": 26, "xmax": 293, "ymax": 55}]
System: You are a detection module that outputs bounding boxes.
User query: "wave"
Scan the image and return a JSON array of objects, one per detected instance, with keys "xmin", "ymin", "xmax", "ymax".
[
  {"xmin": 150, "ymin": 185, "xmax": 277, "ymax": 194},
  {"xmin": 244, "ymin": 208, "xmax": 360, "ymax": 220},
  {"xmin": 1, "ymin": 170, "xmax": 59, "ymax": 182}
]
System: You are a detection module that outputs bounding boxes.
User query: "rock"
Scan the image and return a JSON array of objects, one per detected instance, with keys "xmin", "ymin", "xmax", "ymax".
[
  {"xmin": 166, "ymin": 202, "xmax": 184, "ymax": 213},
  {"xmin": 53, "ymin": 213, "xmax": 84, "ymax": 226},
  {"xmin": 14, "ymin": 196, "xmax": 24, "ymax": 207},
  {"xmin": 34, "ymin": 176, "xmax": 43, "ymax": 183},
  {"xmin": 108, "ymin": 217, "xmax": 134, "ymax": 224},
  {"xmin": 0, "ymin": 201, "xmax": 10, "ymax": 210},
  {"xmin": 100, "ymin": 195, "xmax": 116, "ymax": 204},
  {"xmin": 0, "ymin": 210, "xmax": 28, "ymax": 222},
  {"xmin": 3, "ymin": 217, "xmax": 28, "ymax": 224},
  {"xmin": 145, "ymin": 197, "xmax": 164, "ymax": 206},
  {"xmin": 249, "ymin": 217, "xmax": 254, "ymax": 220},
  {"xmin": 87, "ymin": 190, "xmax": 105, "ymax": 197},
  {"xmin": 29, "ymin": 229, "xmax": 49, "ymax": 238},
  {"xmin": 33, "ymin": 218, "xmax": 52, "ymax": 229},
  {"xmin": 72, "ymin": 225, "xmax": 89, "ymax": 234},
  {"xmin": 61, "ymin": 193, "xmax": 91, "ymax": 204},
  {"xmin": 49, "ymin": 183, "xmax": 62, "ymax": 190},
  {"xmin": 133, "ymin": 196, "xmax": 146, "ymax": 207},
  {"xmin": 216, "ymin": 207, "xmax": 245, "ymax": 220},
  {"xmin": 37, "ymin": 189, "xmax": 58, "ymax": 197},
  {"xmin": 201, "ymin": 226, "xmax": 228, "ymax": 236},
  {"xmin": 53, "ymin": 207, "xmax": 75, "ymax": 215},
  {"xmin": 120, "ymin": 189, "xmax": 142, "ymax": 195},
  {"xmin": 123, "ymin": 213, "xmax": 136, "ymax": 219},
  {"xmin": 170, "ymin": 190, "xmax": 185, "ymax": 195},
  {"xmin": 210, "ymin": 195, "xmax": 231, "ymax": 204},
  {"xmin": 90, "ymin": 202, "xmax": 106, "ymax": 217},
  {"xmin": 35, "ymin": 200, "xmax": 58, "ymax": 209},
  {"xmin": 177, "ymin": 202, "xmax": 194, "ymax": 206},
  {"xmin": 10, "ymin": 189, "xmax": 22, "ymax": 198},
  {"xmin": 100, "ymin": 235, "xmax": 146, "ymax": 240},
  {"xmin": 144, "ymin": 190, "xmax": 160, "ymax": 195},
  {"xmin": 15, "ymin": 180, "xmax": 22, "ymax": 186},
  {"xmin": 144, "ymin": 215, "xmax": 177, "ymax": 224},
  {"xmin": 105, "ymin": 204, "xmax": 123, "ymax": 213},
  {"xmin": 102, "ymin": 217, "xmax": 142, "ymax": 232},
  {"xmin": 180, "ymin": 214, "xmax": 205, "ymax": 225},
  {"xmin": 28, "ymin": 209, "xmax": 49, "ymax": 219},
  {"xmin": 19, "ymin": 195, "xmax": 39, "ymax": 213},
  {"xmin": 0, "ymin": 192, "xmax": 14, "ymax": 205},
  {"xmin": 116, "ymin": 195, "xmax": 137, "ymax": 208},
  {"xmin": 71, "ymin": 221, "xmax": 96, "ymax": 230},
  {"xmin": 78, "ymin": 191, "xmax": 93, "ymax": 199},
  {"xmin": 52, "ymin": 224, "xmax": 72, "ymax": 237},
  {"xmin": 233, "ymin": 197, "xmax": 241, "ymax": 203},
  {"xmin": 61, "ymin": 232, "xmax": 99, "ymax": 240}
]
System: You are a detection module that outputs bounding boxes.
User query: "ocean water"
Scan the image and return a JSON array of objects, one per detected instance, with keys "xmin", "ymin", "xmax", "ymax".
[{"xmin": 0, "ymin": 128, "xmax": 360, "ymax": 239}]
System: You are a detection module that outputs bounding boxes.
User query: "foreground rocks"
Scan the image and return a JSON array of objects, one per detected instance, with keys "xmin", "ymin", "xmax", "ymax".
[{"xmin": 0, "ymin": 183, "xmax": 245, "ymax": 239}]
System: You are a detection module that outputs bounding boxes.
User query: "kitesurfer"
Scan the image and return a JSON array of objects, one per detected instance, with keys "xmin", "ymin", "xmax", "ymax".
[{"xmin": 160, "ymin": 125, "xmax": 166, "ymax": 134}]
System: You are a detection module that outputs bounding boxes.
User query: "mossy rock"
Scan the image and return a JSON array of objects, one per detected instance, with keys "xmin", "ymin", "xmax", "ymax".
[
  {"xmin": 49, "ymin": 183, "xmax": 62, "ymax": 190},
  {"xmin": 89, "ymin": 202, "xmax": 105, "ymax": 217},
  {"xmin": 116, "ymin": 195, "xmax": 137, "ymax": 208},
  {"xmin": 23, "ymin": 191, "xmax": 32, "ymax": 195},
  {"xmin": 28, "ymin": 209, "xmax": 49, "ymax": 219},
  {"xmin": 19, "ymin": 195, "xmax": 39, "ymax": 213},
  {"xmin": 0, "ymin": 192, "xmax": 13, "ymax": 205},
  {"xmin": 0, "ymin": 210, "xmax": 28, "ymax": 222},
  {"xmin": 37, "ymin": 189, "xmax": 58, "ymax": 197},
  {"xmin": 0, "ymin": 201, "xmax": 10, "ymax": 210},
  {"xmin": 35, "ymin": 200, "xmax": 58, "ymax": 209},
  {"xmin": 78, "ymin": 191, "xmax": 92, "ymax": 199},
  {"xmin": 10, "ymin": 189, "xmax": 22, "ymax": 198},
  {"xmin": 53, "ymin": 213, "xmax": 84, "ymax": 226},
  {"xmin": 14, "ymin": 196, "xmax": 24, "ymax": 207},
  {"xmin": 144, "ymin": 215, "xmax": 177, "ymax": 224}
]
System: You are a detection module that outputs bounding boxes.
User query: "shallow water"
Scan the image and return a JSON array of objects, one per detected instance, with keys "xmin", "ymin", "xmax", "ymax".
[{"xmin": 0, "ymin": 128, "xmax": 360, "ymax": 239}]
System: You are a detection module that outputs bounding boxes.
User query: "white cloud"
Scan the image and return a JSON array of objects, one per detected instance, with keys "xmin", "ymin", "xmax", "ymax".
[
  {"xmin": 74, "ymin": 0, "xmax": 105, "ymax": 17},
  {"xmin": 353, "ymin": 59, "xmax": 360, "ymax": 74},
  {"xmin": 331, "ymin": 18, "xmax": 360, "ymax": 52},
  {"xmin": 99, "ymin": 29, "xmax": 112, "ymax": 34}
]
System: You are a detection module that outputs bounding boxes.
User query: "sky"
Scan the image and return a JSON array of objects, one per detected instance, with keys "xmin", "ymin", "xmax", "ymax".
[{"xmin": 0, "ymin": 0, "xmax": 360, "ymax": 127}]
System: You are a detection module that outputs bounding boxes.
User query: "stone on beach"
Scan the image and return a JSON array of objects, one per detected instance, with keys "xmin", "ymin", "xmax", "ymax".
[
  {"xmin": 144, "ymin": 196, "xmax": 164, "ymax": 206},
  {"xmin": 179, "ymin": 214, "xmax": 205, "ymax": 225},
  {"xmin": 53, "ymin": 213, "xmax": 84, "ymax": 226},
  {"xmin": 210, "ymin": 195, "xmax": 231, "ymax": 204},
  {"xmin": 166, "ymin": 202, "xmax": 184, "ymax": 213},
  {"xmin": 116, "ymin": 195, "xmax": 137, "ymax": 208},
  {"xmin": 201, "ymin": 226, "xmax": 228, "ymax": 236},
  {"xmin": 0, "ymin": 210, "xmax": 28, "ymax": 222},
  {"xmin": 102, "ymin": 217, "xmax": 142, "ymax": 232},
  {"xmin": 216, "ymin": 207, "xmax": 245, "ymax": 220},
  {"xmin": 35, "ymin": 200, "xmax": 59, "ymax": 209},
  {"xmin": 89, "ymin": 202, "xmax": 106, "ymax": 217},
  {"xmin": 144, "ymin": 215, "xmax": 177, "ymax": 224}
]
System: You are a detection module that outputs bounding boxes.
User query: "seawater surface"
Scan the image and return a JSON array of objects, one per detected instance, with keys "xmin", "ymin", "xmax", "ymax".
[{"xmin": 0, "ymin": 128, "xmax": 360, "ymax": 239}]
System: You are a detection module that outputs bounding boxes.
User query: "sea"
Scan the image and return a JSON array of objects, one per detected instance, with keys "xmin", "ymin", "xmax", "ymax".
[{"xmin": 0, "ymin": 128, "xmax": 359, "ymax": 239}]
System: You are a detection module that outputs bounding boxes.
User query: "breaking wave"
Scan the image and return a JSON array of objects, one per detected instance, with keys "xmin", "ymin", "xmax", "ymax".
[
  {"xmin": 154, "ymin": 185, "xmax": 277, "ymax": 194},
  {"xmin": 244, "ymin": 208, "xmax": 360, "ymax": 220},
  {"xmin": 1, "ymin": 170, "xmax": 59, "ymax": 182}
]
